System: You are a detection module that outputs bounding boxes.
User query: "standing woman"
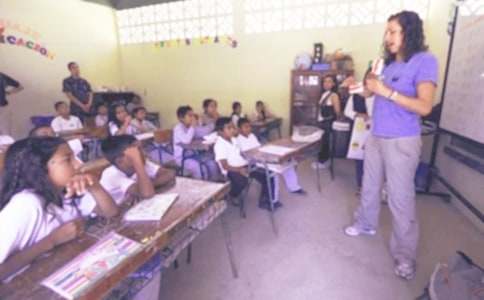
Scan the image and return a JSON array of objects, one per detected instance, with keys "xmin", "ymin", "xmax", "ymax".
[
  {"xmin": 313, "ymin": 74, "xmax": 342, "ymax": 169},
  {"xmin": 344, "ymin": 11, "xmax": 438, "ymax": 280}
]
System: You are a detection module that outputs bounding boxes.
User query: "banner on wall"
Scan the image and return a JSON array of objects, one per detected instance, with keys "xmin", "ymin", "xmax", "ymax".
[
  {"xmin": 154, "ymin": 36, "xmax": 238, "ymax": 49},
  {"xmin": 0, "ymin": 19, "xmax": 55, "ymax": 60}
]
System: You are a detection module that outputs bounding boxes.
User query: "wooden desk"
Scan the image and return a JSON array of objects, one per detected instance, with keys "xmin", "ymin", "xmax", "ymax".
[
  {"xmin": 0, "ymin": 177, "xmax": 232, "ymax": 300},
  {"xmin": 243, "ymin": 137, "xmax": 320, "ymax": 165},
  {"xmin": 251, "ymin": 118, "xmax": 282, "ymax": 141},
  {"xmin": 243, "ymin": 138, "xmax": 321, "ymax": 235}
]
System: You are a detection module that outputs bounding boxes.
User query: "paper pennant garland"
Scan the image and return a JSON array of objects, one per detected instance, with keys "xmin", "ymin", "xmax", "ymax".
[{"xmin": 153, "ymin": 36, "xmax": 238, "ymax": 49}]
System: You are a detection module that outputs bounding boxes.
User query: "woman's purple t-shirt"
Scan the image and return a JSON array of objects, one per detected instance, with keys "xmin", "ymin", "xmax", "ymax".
[{"xmin": 372, "ymin": 52, "xmax": 439, "ymax": 138}]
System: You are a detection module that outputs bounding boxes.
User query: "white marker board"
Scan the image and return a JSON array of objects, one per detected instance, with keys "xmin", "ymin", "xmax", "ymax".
[{"xmin": 440, "ymin": 12, "xmax": 484, "ymax": 144}]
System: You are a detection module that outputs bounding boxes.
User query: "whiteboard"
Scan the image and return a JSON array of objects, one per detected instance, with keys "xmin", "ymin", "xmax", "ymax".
[{"xmin": 440, "ymin": 12, "xmax": 484, "ymax": 144}]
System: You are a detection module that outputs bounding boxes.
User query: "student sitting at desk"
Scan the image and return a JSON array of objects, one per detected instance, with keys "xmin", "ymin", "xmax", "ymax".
[
  {"xmin": 231, "ymin": 101, "xmax": 246, "ymax": 126},
  {"xmin": 196, "ymin": 98, "xmax": 219, "ymax": 137},
  {"xmin": 236, "ymin": 118, "xmax": 305, "ymax": 199},
  {"xmin": 252, "ymin": 100, "xmax": 273, "ymax": 122},
  {"xmin": 131, "ymin": 106, "xmax": 157, "ymax": 134},
  {"xmin": 95, "ymin": 102, "xmax": 109, "ymax": 127},
  {"xmin": 214, "ymin": 117, "xmax": 281, "ymax": 211},
  {"xmin": 108, "ymin": 104, "xmax": 135, "ymax": 136},
  {"xmin": 174, "ymin": 106, "xmax": 220, "ymax": 180},
  {"xmin": 0, "ymin": 137, "xmax": 119, "ymax": 281},
  {"xmin": 29, "ymin": 125, "xmax": 85, "ymax": 161},
  {"xmin": 98, "ymin": 135, "xmax": 175, "ymax": 204},
  {"xmin": 51, "ymin": 101, "xmax": 83, "ymax": 133}
]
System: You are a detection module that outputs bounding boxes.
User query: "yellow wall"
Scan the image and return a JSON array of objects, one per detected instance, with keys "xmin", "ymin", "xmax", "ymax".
[
  {"xmin": 119, "ymin": 0, "xmax": 454, "ymax": 133},
  {"xmin": 0, "ymin": 0, "xmax": 122, "ymax": 138}
]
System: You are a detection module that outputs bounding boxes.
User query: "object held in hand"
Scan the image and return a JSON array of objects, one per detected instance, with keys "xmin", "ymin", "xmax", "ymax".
[
  {"xmin": 349, "ymin": 82, "xmax": 364, "ymax": 94},
  {"xmin": 371, "ymin": 58, "xmax": 384, "ymax": 76}
]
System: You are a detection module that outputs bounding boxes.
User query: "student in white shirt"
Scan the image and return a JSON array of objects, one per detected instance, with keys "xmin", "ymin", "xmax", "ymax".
[
  {"xmin": 108, "ymin": 104, "xmax": 135, "ymax": 136},
  {"xmin": 214, "ymin": 117, "xmax": 281, "ymax": 211},
  {"xmin": 0, "ymin": 137, "xmax": 119, "ymax": 281},
  {"xmin": 97, "ymin": 135, "xmax": 175, "ymax": 205},
  {"xmin": 50, "ymin": 101, "xmax": 83, "ymax": 133},
  {"xmin": 95, "ymin": 102, "xmax": 109, "ymax": 127},
  {"xmin": 236, "ymin": 118, "xmax": 305, "ymax": 200},
  {"xmin": 29, "ymin": 125, "xmax": 85, "ymax": 161},
  {"xmin": 231, "ymin": 101, "xmax": 246, "ymax": 127},
  {"xmin": 173, "ymin": 106, "xmax": 220, "ymax": 180},
  {"xmin": 131, "ymin": 107, "xmax": 157, "ymax": 134}
]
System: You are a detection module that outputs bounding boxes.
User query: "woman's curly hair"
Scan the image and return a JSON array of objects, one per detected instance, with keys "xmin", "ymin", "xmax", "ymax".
[
  {"xmin": 384, "ymin": 10, "xmax": 428, "ymax": 65},
  {"xmin": 0, "ymin": 137, "xmax": 66, "ymax": 211}
]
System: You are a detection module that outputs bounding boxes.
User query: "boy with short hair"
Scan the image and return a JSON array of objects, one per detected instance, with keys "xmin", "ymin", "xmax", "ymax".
[
  {"xmin": 214, "ymin": 117, "xmax": 281, "ymax": 210},
  {"xmin": 97, "ymin": 135, "xmax": 175, "ymax": 206},
  {"xmin": 173, "ymin": 106, "xmax": 219, "ymax": 180},
  {"xmin": 236, "ymin": 118, "xmax": 305, "ymax": 199},
  {"xmin": 51, "ymin": 101, "xmax": 83, "ymax": 133},
  {"xmin": 131, "ymin": 107, "xmax": 157, "ymax": 134}
]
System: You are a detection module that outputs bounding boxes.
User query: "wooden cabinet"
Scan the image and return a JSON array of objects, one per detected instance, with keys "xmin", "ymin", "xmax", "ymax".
[{"xmin": 289, "ymin": 70, "xmax": 329, "ymax": 131}]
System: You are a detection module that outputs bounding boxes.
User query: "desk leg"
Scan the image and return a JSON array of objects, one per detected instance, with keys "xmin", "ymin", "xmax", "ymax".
[
  {"xmin": 263, "ymin": 163, "xmax": 278, "ymax": 236},
  {"xmin": 329, "ymin": 131, "xmax": 335, "ymax": 181},
  {"xmin": 186, "ymin": 243, "xmax": 192, "ymax": 264},
  {"xmin": 220, "ymin": 205, "xmax": 239, "ymax": 278},
  {"xmin": 316, "ymin": 159, "xmax": 321, "ymax": 193},
  {"xmin": 181, "ymin": 150, "xmax": 186, "ymax": 177}
]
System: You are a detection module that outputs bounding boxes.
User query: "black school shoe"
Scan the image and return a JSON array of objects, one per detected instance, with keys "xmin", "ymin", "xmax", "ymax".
[
  {"xmin": 258, "ymin": 200, "xmax": 283, "ymax": 211},
  {"xmin": 291, "ymin": 189, "xmax": 307, "ymax": 195}
]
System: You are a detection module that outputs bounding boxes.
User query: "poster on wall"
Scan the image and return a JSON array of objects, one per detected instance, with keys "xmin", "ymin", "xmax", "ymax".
[{"xmin": 0, "ymin": 18, "xmax": 55, "ymax": 59}]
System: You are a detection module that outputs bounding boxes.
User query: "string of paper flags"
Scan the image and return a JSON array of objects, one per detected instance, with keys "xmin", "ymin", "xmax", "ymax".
[{"xmin": 154, "ymin": 36, "xmax": 238, "ymax": 49}]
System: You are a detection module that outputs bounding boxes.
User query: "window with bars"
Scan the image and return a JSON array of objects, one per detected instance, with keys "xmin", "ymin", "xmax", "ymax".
[
  {"xmin": 459, "ymin": 0, "xmax": 484, "ymax": 16},
  {"xmin": 244, "ymin": 0, "xmax": 431, "ymax": 34},
  {"xmin": 116, "ymin": 0, "xmax": 233, "ymax": 45}
]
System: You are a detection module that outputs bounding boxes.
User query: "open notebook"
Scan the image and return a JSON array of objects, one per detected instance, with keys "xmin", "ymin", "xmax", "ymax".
[
  {"xmin": 124, "ymin": 193, "xmax": 178, "ymax": 222},
  {"xmin": 42, "ymin": 231, "xmax": 142, "ymax": 299}
]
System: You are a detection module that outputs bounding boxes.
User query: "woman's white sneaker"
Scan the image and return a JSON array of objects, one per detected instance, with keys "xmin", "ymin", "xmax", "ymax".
[{"xmin": 344, "ymin": 224, "xmax": 376, "ymax": 236}]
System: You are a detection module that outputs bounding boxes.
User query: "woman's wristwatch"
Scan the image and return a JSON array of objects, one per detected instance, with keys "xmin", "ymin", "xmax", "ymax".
[{"xmin": 387, "ymin": 90, "xmax": 398, "ymax": 101}]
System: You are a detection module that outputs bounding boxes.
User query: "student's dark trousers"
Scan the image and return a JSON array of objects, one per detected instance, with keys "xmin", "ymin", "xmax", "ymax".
[
  {"xmin": 227, "ymin": 169, "xmax": 275, "ymax": 202},
  {"xmin": 318, "ymin": 119, "xmax": 333, "ymax": 163}
]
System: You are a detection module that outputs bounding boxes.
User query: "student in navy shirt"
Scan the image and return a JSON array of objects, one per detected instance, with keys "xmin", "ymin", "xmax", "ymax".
[
  {"xmin": 344, "ymin": 11, "xmax": 439, "ymax": 280},
  {"xmin": 62, "ymin": 62, "xmax": 93, "ymax": 121}
]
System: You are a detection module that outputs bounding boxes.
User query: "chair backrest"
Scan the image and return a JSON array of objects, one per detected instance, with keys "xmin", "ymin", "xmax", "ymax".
[
  {"xmin": 89, "ymin": 126, "xmax": 109, "ymax": 139},
  {"xmin": 154, "ymin": 129, "xmax": 172, "ymax": 144}
]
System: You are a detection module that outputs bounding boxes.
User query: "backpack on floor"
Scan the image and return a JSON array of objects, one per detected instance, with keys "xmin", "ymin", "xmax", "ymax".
[{"xmin": 417, "ymin": 251, "xmax": 484, "ymax": 300}]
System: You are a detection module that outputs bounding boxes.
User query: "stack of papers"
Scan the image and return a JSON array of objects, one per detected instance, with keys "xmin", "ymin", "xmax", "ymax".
[{"xmin": 124, "ymin": 193, "xmax": 178, "ymax": 221}]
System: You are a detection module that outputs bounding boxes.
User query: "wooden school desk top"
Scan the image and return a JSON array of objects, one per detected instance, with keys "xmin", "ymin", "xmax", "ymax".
[
  {"xmin": 243, "ymin": 137, "xmax": 320, "ymax": 165},
  {"xmin": 0, "ymin": 177, "xmax": 230, "ymax": 300}
]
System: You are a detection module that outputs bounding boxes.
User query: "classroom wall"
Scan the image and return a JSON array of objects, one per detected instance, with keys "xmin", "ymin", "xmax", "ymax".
[
  {"xmin": 118, "ymin": 0, "xmax": 454, "ymax": 132},
  {"xmin": 0, "ymin": 0, "xmax": 122, "ymax": 138}
]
